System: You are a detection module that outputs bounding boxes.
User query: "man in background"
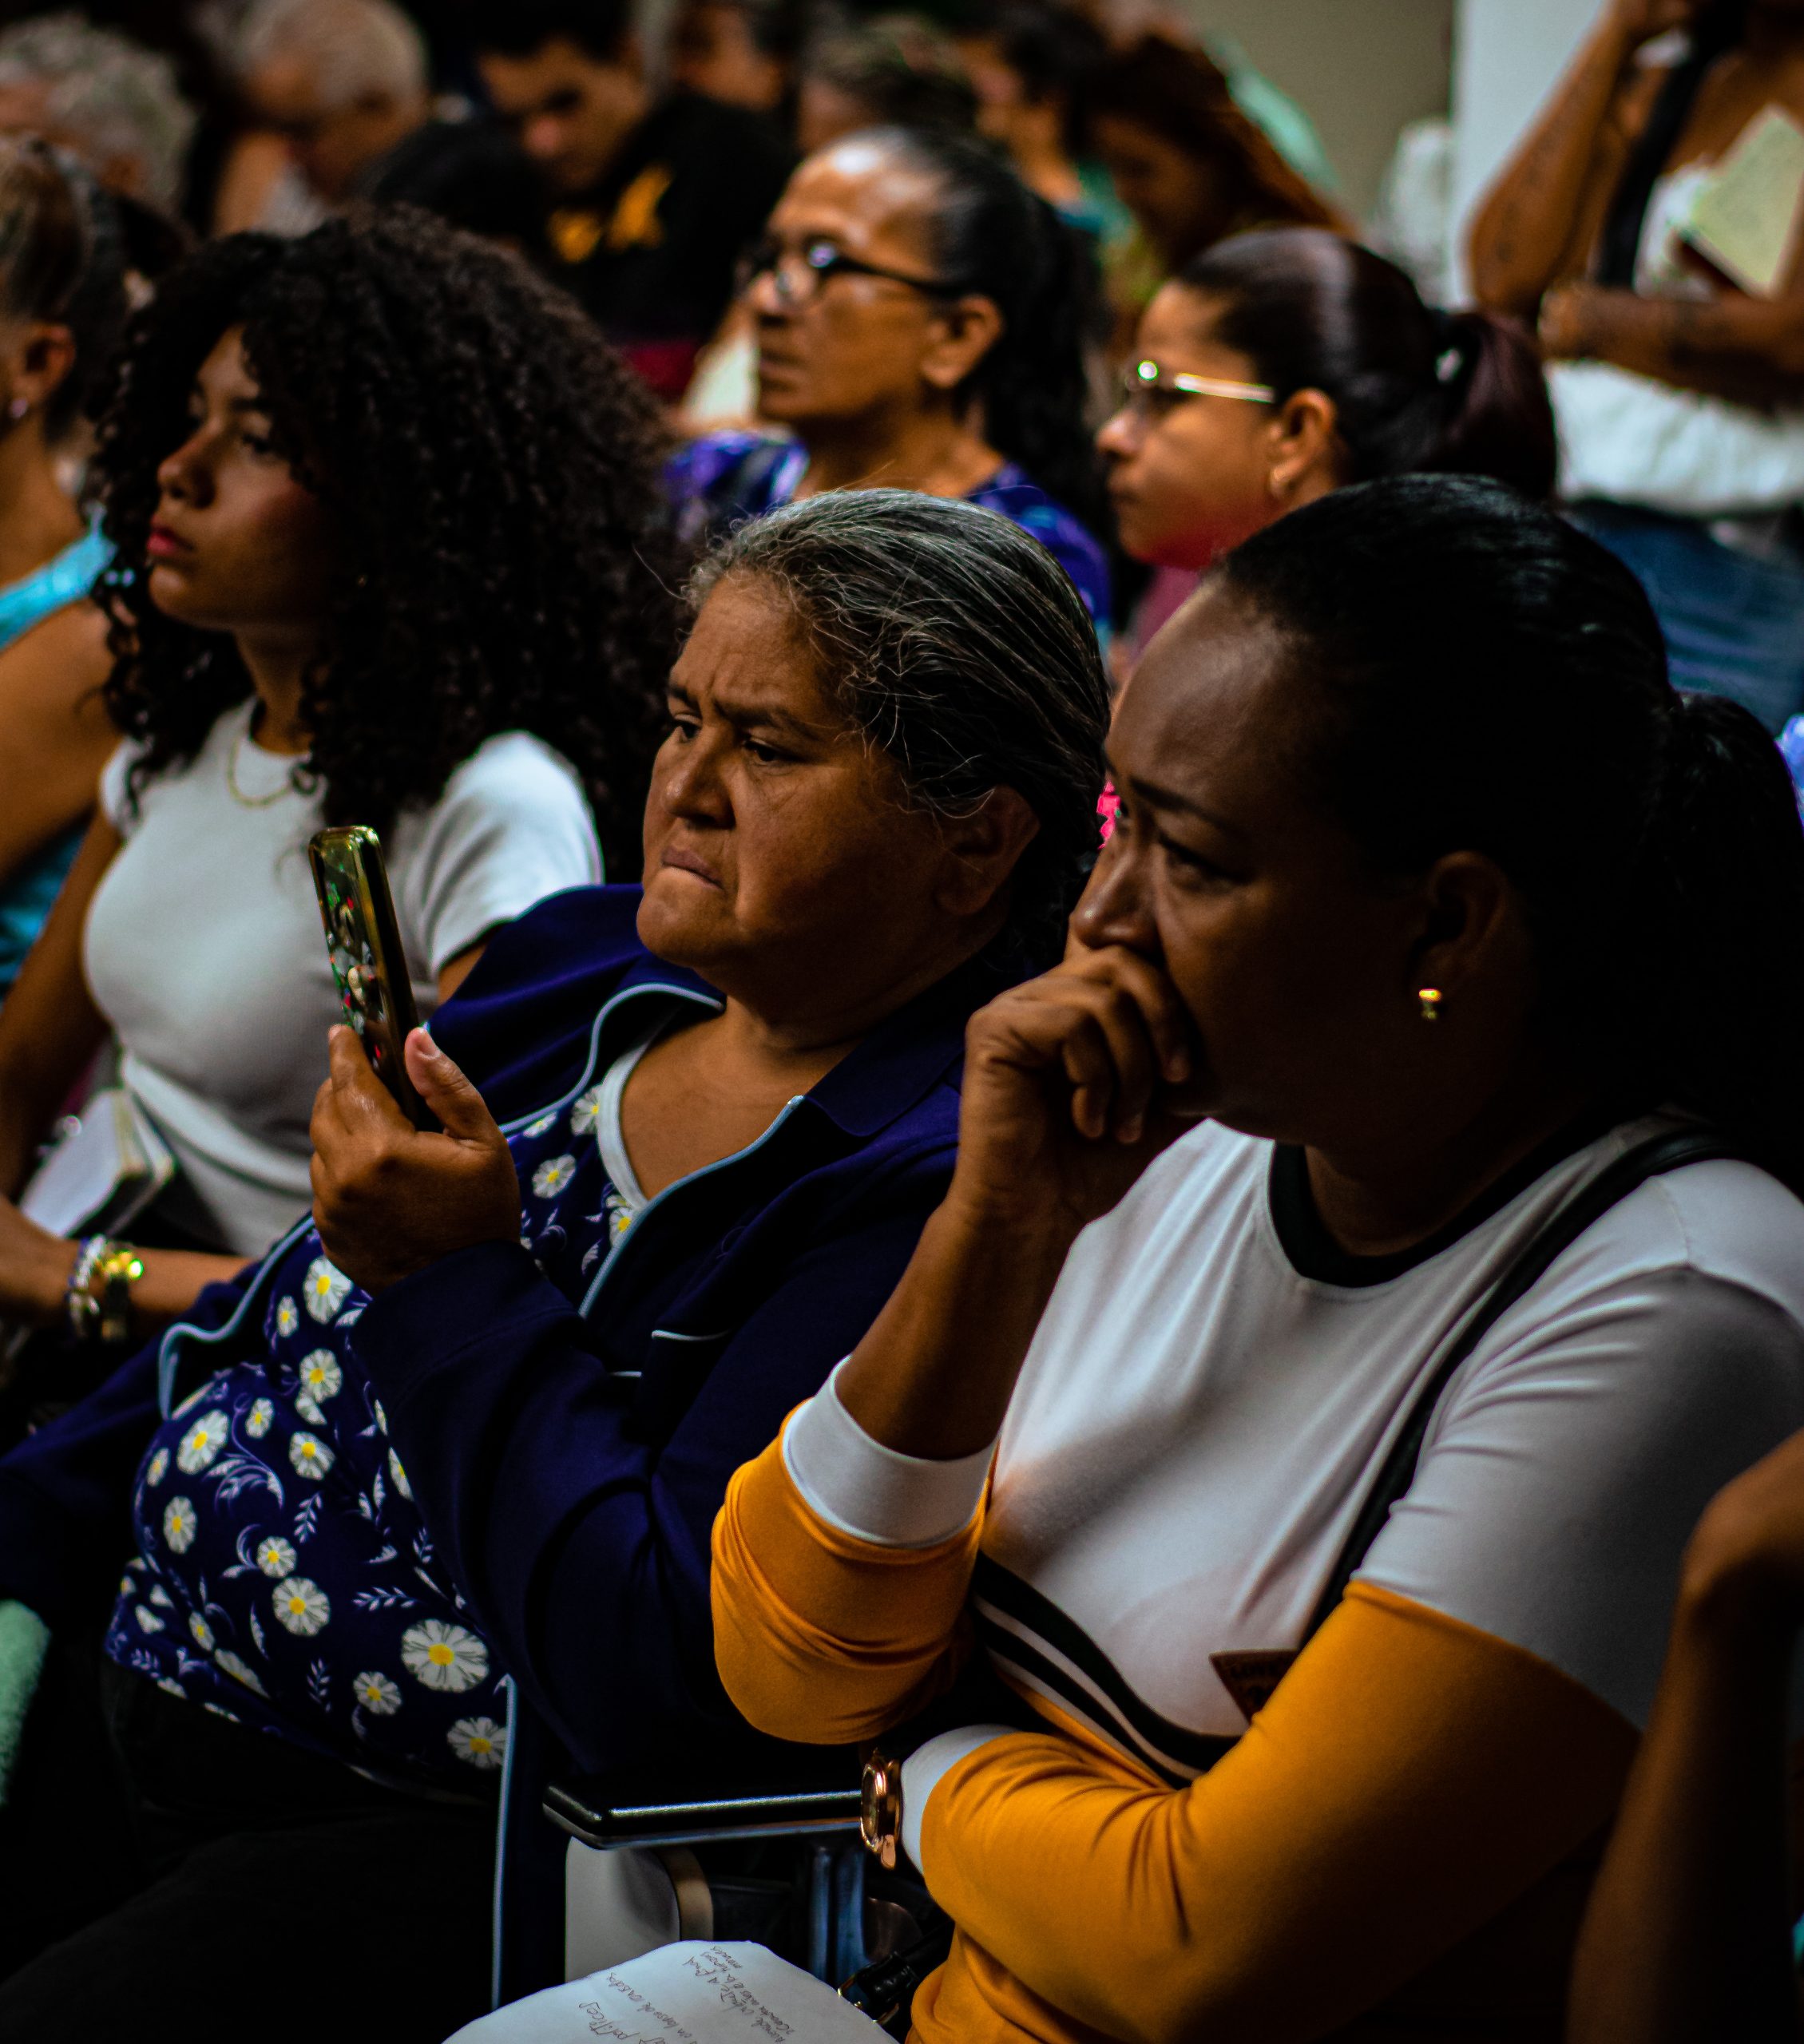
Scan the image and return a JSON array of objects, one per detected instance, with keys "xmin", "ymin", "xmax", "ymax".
[{"xmin": 473, "ymin": 0, "xmax": 791, "ymax": 400}]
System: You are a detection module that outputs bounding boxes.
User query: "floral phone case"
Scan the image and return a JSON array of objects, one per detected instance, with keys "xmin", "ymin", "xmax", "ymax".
[{"xmin": 307, "ymin": 826, "xmax": 436, "ymax": 1131}]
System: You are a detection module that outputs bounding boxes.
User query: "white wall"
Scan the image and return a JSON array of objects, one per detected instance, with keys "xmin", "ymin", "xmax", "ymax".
[
  {"xmin": 1449, "ymin": 0, "xmax": 1607, "ymax": 291},
  {"xmin": 1184, "ymin": 0, "xmax": 1454, "ymax": 220}
]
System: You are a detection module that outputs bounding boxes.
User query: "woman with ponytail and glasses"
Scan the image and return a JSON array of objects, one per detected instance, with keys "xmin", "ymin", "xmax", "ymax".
[
  {"xmin": 1471, "ymin": 0, "xmax": 1804, "ymax": 735},
  {"xmin": 667, "ymin": 129, "xmax": 1112, "ymax": 627},
  {"xmin": 1097, "ymin": 227, "xmax": 1555, "ymax": 656},
  {"xmin": 714, "ymin": 477, "xmax": 1804, "ymax": 2044}
]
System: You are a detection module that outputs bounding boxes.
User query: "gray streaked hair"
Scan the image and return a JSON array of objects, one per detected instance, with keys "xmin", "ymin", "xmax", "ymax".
[
  {"xmin": 0, "ymin": 14, "xmax": 196, "ymax": 214},
  {"xmin": 693, "ymin": 489, "xmax": 1111, "ymax": 961},
  {"xmin": 237, "ymin": 0, "xmax": 430, "ymax": 109}
]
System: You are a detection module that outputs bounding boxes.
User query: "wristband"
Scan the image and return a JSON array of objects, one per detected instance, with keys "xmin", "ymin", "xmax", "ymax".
[{"xmin": 64, "ymin": 1234, "xmax": 107, "ymax": 1342}]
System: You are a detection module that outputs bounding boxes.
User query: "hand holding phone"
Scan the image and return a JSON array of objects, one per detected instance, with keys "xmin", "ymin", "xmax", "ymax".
[{"xmin": 308, "ymin": 826, "xmax": 438, "ymax": 1131}]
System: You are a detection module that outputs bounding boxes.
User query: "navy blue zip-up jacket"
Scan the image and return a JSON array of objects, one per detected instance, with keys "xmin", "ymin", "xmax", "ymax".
[{"xmin": 0, "ymin": 885, "xmax": 1013, "ymax": 1999}]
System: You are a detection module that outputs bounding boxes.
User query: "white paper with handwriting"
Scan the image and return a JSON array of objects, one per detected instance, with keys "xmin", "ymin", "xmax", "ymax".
[{"xmin": 446, "ymin": 1943, "xmax": 886, "ymax": 2044}]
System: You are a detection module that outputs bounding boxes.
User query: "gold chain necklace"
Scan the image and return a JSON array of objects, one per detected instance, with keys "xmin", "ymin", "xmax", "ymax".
[{"xmin": 225, "ymin": 723, "xmax": 304, "ymax": 808}]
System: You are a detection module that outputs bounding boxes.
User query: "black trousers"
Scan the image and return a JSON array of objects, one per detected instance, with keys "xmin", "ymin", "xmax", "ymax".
[{"xmin": 0, "ymin": 1638, "xmax": 497, "ymax": 2042}]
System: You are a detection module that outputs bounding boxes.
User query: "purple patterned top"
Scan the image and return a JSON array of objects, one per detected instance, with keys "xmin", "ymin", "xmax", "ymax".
[{"xmin": 667, "ymin": 430, "xmax": 1112, "ymax": 631}]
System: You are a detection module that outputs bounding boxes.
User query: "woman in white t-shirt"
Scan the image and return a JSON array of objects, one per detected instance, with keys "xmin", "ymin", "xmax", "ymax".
[
  {"xmin": 0, "ymin": 208, "xmax": 676, "ymax": 1310},
  {"xmin": 1469, "ymin": 0, "xmax": 1804, "ymax": 734},
  {"xmin": 711, "ymin": 476, "xmax": 1804, "ymax": 2043}
]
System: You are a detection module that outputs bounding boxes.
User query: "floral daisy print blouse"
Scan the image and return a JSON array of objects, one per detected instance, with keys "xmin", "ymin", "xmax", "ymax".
[{"xmin": 103, "ymin": 1034, "xmax": 654, "ymax": 1789}]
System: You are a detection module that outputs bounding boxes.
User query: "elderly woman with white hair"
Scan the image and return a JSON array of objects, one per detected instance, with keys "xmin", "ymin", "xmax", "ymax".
[{"xmin": 0, "ymin": 12, "xmax": 197, "ymax": 215}]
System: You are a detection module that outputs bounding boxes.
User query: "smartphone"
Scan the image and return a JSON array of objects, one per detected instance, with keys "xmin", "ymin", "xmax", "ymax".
[{"xmin": 307, "ymin": 825, "xmax": 437, "ymax": 1131}]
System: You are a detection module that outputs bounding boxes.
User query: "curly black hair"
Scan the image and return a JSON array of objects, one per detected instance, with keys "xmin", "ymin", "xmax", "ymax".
[{"xmin": 90, "ymin": 205, "xmax": 678, "ymax": 875}]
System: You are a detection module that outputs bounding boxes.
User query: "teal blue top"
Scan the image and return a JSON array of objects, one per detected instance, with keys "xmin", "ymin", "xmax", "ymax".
[{"xmin": 0, "ymin": 522, "xmax": 112, "ymax": 995}]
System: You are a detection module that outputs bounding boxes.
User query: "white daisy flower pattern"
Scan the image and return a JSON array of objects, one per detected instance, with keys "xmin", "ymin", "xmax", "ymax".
[
  {"xmin": 162, "ymin": 1496, "xmax": 197, "ymax": 1553},
  {"xmin": 355, "ymin": 1671, "xmax": 402, "ymax": 1716},
  {"xmin": 447, "ymin": 1716, "xmax": 507, "ymax": 1770},
  {"xmin": 532, "ymin": 1154, "xmax": 577, "ymax": 1200},
  {"xmin": 569, "ymin": 1084, "xmax": 605, "ymax": 1137},
  {"xmin": 214, "ymin": 1648, "xmax": 266, "ymax": 1695},
  {"xmin": 523, "ymin": 1111, "xmax": 558, "ymax": 1138},
  {"xmin": 176, "ymin": 1409, "xmax": 230, "ymax": 1474},
  {"xmin": 288, "ymin": 1432, "xmax": 333, "ymax": 1481},
  {"xmin": 145, "ymin": 1447, "xmax": 169, "ymax": 1487},
  {"xmin": 299, "ymin": 1350, "xmax": 342, "ymax": 1404},
  {"xmin": 256, "ymin": 1535, "xmax": 297, "ymax": 1579},
  {"xmin": 135, "ymin": 1605, "xmax": 164, "ymax": 1633},
  {"xmin": 387, "ymin": 1447, "xmax": 412, "ymax": 1500},
  {"xmin": 275, "ymin": 1296, "xmax": 299, "ymax": 1337},
  {"xmin": 188, "ymin": 1610, "xmax": 215, "ymax": 1651},
  {"xmin": 303, "ymin": 1256, "xmax": 352, "ymax": 1323},
  {"xmin": 401, "ymin": 1619, "xmax": 488, "ymax": 1693},
  {"xmin": 245, "ymin": 1397, "xmax": 274, "ymax": 1438},
  {"xmin": 272, "ymin": 1576, "xmax": 330, "ymax": 1636}
]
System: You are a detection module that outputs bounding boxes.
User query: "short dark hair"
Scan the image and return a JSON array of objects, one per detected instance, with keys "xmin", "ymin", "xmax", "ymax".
[
  {"xmin": 470, "ymin": 0, "xmax": 634, "ymax": 63},
  {"xmin": 1216, "ymin": 473, "xmax": 1804, "ymax": 1187},
  {"xmin": 1178, "ymin": 228, "xmax": 1556, "ymax": 500},
  {"xmin": 694, "ymin": 489, "xmax": 1111, "ymax": 963}
]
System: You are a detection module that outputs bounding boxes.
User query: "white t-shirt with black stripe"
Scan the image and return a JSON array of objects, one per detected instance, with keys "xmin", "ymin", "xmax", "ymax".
[{"xmin": 786, "ymin": 1114, "xmax": 1804, "ymax": 1788}]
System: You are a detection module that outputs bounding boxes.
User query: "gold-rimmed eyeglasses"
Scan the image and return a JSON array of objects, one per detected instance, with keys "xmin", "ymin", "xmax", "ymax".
[{"xmin": 1118, "ymin": 358, "xmax": 1276, "ymax": 422}]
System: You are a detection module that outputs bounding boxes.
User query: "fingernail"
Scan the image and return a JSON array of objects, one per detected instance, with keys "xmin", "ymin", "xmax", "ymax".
[{"xmin": 1119, "ymin": 1115, "xmax": 1143, "ymax": 1144}]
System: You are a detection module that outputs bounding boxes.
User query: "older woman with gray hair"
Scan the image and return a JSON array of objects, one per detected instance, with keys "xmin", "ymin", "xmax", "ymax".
[
  {"xmin": 0, "ymin": 489, "xmax": 1108, "ymax": 2037},
  {"xmin": 0, "ymin": 14, "xmax": 196, "ymax": 215}
]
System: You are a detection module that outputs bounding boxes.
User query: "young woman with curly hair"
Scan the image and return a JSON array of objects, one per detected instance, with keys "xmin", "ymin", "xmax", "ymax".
[{"xmin": 0, "ymin": 207, "xmax": 676, "ymax": 1303}]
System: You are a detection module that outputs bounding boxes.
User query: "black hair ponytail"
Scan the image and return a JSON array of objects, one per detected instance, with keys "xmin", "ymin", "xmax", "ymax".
[
  {"xmin": 1218, "ymin": 473, "xmax": 1804, "ymax": 1190},
  {"xmin": 1620, "ymin": 691, "xmax": 1804, "ymax": 1180},
  {"xmin": 869, "ymin": 127, "xmax": 1110, "ymax": 538},
  {"xmin": 1180, "ymin": 228, "xmax": 1557, "ymax": 499}
]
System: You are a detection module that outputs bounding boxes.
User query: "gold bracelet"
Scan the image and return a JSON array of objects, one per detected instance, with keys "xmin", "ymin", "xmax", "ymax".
[
  {"xmin": 94, "ymin": 1242, "xmax": 145, "ymax": 1346},
  {"xmin": 859, "ymin": 1748, "xmax": 902, "ymax": 1870}
]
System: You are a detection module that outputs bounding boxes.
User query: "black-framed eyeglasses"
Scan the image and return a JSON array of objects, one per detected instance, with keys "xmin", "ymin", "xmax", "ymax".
[
  {"xmin": 737, "ymin": 236, "xmax": 962, "ymax": 307},
  {"xmin": 1116, "ymin": 357, "xmax": 1276, "ymax": 423}
]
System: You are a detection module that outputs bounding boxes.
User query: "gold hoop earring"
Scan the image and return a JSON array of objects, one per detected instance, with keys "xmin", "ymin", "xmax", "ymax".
[{"xmin": 1417, "ymin": 987, "xmax": 1443, "ymax": 1024}]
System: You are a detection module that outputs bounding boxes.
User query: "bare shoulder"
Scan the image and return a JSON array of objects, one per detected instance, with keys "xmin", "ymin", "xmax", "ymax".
[{"xmin": 0, "ymin": 598, "xmax": 114, "ymax": 723}]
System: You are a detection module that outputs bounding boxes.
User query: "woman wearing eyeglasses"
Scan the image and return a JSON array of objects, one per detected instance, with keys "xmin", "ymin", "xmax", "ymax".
[
  {"xmin": 1098, "ymin": 229, "xmax": 1555, "ymax": 612},
  {"xmin": 667, "ymin": 128, "xmax": 1112, "ymax": 627}
]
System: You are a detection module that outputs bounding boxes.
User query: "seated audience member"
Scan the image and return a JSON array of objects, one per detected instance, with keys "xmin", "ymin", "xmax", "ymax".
[
  {"xmin": 473, "ymin": 0, "xmax": 793, "ymax": 401},
  {"xmin": 0, "ymin": 491, "xmax": 1111, "ymax": 2038},
  {"xmin": 1099, "ymin": 228, "xmax": 1553, "ymax": 652},
  {"xmin": 794, "ymin": 17, "xmax": 980, "ymax": 156},
  {"xmin": 713, "ymin": 476, "xmax": 1804, "ymax": 2043},
  {"xmin": 0, "ymin": 208, "xmax": 671, "ymax": 1287},
  {"xmin": 232, "ymin": 0, "xmax": 547, "ymax": 252},
  {"xmin": 952, "ymin": 1, "xmax": 1122, "ymax": 240},
  {"xmin": 668, "ymin": 129, "xmax": 1112, "ymax": 625},
  {"xmin": 1469, "ymin": 0, "xmax": 1804, "ymax": 735},
  {"xmin": 669, "ymin": 0, "xmax": 807, "ymax": 122},
  {"xmin": 1084, "ymin": 33, "xmax": 1342, "ymax": 279},
  {"xmin": 0, "ymin": 142, "xmax": 133, "ymax": 1000},
  {"xmin": 0, "ymin": 12, "xmax": 197, "ymax": 217},
  {"xmin": 236, "ymin": 0, "xmax": 434, "ymax": 209},
  {"xmin": 1568, "ymin": 1422, "xmax": 1804, "ymax": 2044}
]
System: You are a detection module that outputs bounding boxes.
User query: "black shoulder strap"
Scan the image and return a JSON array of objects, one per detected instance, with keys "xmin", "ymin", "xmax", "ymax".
[{"xmin": 1302, "ymin": 1125, "xmax": 1743, "ymax": 1641}]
